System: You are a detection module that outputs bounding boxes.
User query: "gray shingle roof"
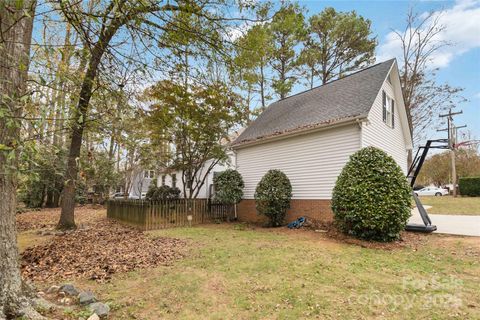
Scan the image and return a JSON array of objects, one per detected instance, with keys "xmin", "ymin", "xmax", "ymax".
[{"xmin": 232, "ymin": 59, "xmax": 396, "ymax": 147}]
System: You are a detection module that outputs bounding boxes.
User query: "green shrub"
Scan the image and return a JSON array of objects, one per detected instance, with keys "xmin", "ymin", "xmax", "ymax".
[
  {"xmin": 19, "ymin": 178, "xmax": 45, "ymax": 208},
  {"xmin": 213, "ymin": 169, "xmax": 244, "ymax": 205},
  {"xmin": 332, "ymin": 147, "xmax": 411, "ymax": 242},
  {"xmin": 145, "ymin": 184, "xmax": 181, "ymax": 201},
  {"xmin": 146, "ymin": 181, "xmax": 158, "ymax": 200},
  {"xmin": 255, "ymin": 169, "xmax": 292, "ymax": 227},
  {"xmin": 75, "ymin": 180, "xmax": 87, "ymax": 205},
  {"xmin": 459, "ymin": 177, "xmax": 480, "ymax": 196}
]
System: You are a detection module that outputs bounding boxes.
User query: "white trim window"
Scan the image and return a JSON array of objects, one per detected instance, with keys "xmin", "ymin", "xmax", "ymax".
[
  {"xmin": 144, "ymin": 170, "xmax": 155, "ymax": 179},
  {"xmin": 382, "ymin": 90, "xmax": 395, "ymax": 128}
]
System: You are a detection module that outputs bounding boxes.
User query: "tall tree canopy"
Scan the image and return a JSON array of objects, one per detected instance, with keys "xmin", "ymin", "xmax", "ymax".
[
  {"xmin": 269, "ymin": 2, "xmax": 307, "ymax": 99},
  {"xmin": 233, "ymin": 23, "xmax": 273, "ymax": 111},
  {"xmin": 306, "ymin": 7, "xmax": 376, "ymax": 85},
  {"xmin": 145, "ymin": 80, "xmax": 247, "ymax": 198}
]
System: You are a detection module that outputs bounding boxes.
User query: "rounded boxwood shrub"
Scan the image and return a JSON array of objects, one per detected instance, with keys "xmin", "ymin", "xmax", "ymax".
[
  {"xmin": 255, "ymin": 169, "xmax": 292, "ymax": 227},
  {"xmin": 459, "ymin": 177, "xmax": 480, "ymax": 196},
  {"xmin": 213, "ymin": 169, "xmax": 244, "ymax": 205},
  {"xmin": 332, "ymin": 147, "xmax": 411, "ymax": 242},
  {"xmin": 146, "ymin": 184, "xmax": 180, "ymax": 201}
]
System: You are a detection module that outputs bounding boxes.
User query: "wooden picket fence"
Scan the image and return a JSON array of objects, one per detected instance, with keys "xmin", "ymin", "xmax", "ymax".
[{"xmin": 106, "ymin": 199, "xmax": 233, "ymax": 230}]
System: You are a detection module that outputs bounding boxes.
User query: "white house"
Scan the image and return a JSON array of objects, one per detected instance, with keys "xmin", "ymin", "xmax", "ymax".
[
  {"xmin": 230, "ymin": 59, "xmax": 412, "ymax": 223},
  {"xmin": 156, "ymin": 151, "xmax": 236, "ymax": 199},
  {"xmin": 127, "ymin": 168, "xmax": 156, "ymax": 199}
]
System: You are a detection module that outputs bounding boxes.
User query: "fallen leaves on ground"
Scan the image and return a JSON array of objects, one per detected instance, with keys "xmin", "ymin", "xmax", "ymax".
[
  {"xmin": 16, "ymin": 206, "xmax": 105, "ymax": 231},
  {"xmin": 19, "ymin": 207, "xmax": 186, "ymax": 282}
]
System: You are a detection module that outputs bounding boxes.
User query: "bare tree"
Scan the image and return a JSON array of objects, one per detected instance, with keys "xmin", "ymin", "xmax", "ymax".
[
  {"xmin": 394, "ymin": 8, "xmax": 466, "ymax": 148},
  {"xmin": 0, "ymin": 1, "xmax": 45, "ymax": 318}
]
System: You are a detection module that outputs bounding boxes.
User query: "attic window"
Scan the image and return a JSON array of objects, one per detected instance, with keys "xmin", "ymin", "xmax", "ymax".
[{"xmin": 382, "ymin": 90, "xmax": 395, "ymax": 128}]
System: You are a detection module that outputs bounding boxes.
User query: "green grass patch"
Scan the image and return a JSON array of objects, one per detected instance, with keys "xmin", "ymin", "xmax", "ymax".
[
  {"xmin": 419, "ymin": 196, "xmax": 480, "ymax": 215},
  {"xmin": 75, "ymin": 225, "xmax": 480, "ymax": 320}
]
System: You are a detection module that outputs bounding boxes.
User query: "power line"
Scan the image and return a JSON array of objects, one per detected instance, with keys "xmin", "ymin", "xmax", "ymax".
[{"xmin": 437, "ymin": 108, "xmax": 467, "ymax": 197}]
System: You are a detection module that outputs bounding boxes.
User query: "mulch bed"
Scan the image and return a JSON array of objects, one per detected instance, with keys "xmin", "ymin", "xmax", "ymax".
[
  {"xmin": 247, "ymin": 216, "xmax": 430, "ymax": 250},
  {"xmin": 19, "ymin": 207, "xmax": 187, "ymax": 282}
]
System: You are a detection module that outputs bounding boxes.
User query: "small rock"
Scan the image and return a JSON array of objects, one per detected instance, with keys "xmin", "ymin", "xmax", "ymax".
[
  {"xmin": 32, "ymin": 297, "xmax": 56, "ymax": 311},
  {"xmin": 87, "ymin": 313, "xmax": 100, "ymax": 320},
  {"xmin": 88, "ymin": 302, "xmax": 110, "ymax": 318},
  {"xmin": 46, "ymin": 285, "xmax": 60, "ymax": 294},
  {"xmin": 87, "ymin": 314, "xmax": 100, "ymax": 320},
  {"xmin": 59, "ymin": 297, "xmax": 71, "ymax": 305},
  {"xmin": 59, "ymin": 284, "xmax": 79, "ymax": 296},
  {"xmin": 78, "ymin": 291, "xmax": 96, "ymax": 305}
]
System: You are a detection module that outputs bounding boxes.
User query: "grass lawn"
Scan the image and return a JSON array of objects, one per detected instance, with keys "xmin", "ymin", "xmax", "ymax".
[
  {"xmin": 66, "ymin": 225, "xmax": 480, "ymax": 320},
  {"xmin": 418, "ymin": 196, "xmax": 480, "ymax": 215}
]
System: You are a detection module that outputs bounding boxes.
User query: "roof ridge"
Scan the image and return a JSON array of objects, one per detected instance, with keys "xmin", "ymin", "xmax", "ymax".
[{"xmin": 275, "ymin": 58, "xmax": 396, "ymax": 104}]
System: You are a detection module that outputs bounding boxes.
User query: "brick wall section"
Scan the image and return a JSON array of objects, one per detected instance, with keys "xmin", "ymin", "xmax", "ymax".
[{"xmin": 237, "ymin": 199, "xmax": 334, "ymax": 224}]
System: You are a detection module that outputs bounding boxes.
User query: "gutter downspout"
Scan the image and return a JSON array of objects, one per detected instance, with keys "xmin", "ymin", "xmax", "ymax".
[{"xmin": 356, "ymin": 118, "xmax": 367, "ymax": 148}]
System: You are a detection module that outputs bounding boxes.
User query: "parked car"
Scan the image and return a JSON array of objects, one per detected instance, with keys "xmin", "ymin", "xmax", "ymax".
[
  {"xmin": 414, "ymin": 187, "xmax": 449, "ymax": 197},
  {"xmin": 129, "ymin": 192, "xmax": 147, "ymax": 200},
  {"xmin": 110, "ymin": 192, "xmax": 126, "ymax": 199}
]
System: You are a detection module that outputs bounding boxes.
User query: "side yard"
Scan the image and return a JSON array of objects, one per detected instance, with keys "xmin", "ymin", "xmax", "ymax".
[
  {"xmin": 418, "ymin": 196, "xmax": 480, "ymax": 215},
  {"xmin": 17, "ymin": 207, "xmax": 480, "ymax": 319}
]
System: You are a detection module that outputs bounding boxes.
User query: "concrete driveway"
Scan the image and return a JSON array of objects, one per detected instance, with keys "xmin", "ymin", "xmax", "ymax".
[{"xmin": 409, "ymin": 209, "xmax": 480, "ymax": 236}]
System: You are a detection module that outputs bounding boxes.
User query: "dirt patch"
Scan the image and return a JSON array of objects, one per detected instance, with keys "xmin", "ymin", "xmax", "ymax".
[{"xmin": 20, "ymin": 207, "xmax": 187, "ymax": 283}]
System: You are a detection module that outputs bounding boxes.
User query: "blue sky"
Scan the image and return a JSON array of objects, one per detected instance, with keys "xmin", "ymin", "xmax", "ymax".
[
  {"xmin": 31, "ymin": 0, "xmax": 479, "ymax": 145},
  {"xmin": 296, "ymin": 0, "xmax": 480, "ymax": 144}
]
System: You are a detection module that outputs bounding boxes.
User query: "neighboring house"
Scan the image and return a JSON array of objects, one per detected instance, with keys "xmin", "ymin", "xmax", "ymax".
[
  {"xmin": 128, "ymin": 169, "xmax": 156, "ymax": 199},
  {"xmin": 156, "ymin": 151, "xmax": 236, "ymax": 199},
  {"xmin": 155, "ymin": 129, "xmax": 244, "ymax": 199},
  {"xmin": 230, "ymin": 59, "xmax": 412, "ymax": 223}
]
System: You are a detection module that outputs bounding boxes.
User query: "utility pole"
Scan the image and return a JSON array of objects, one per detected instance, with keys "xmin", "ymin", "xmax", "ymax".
[{"xmin": 438, "ymin": 109, "xmax": 466, "ymax": 197}]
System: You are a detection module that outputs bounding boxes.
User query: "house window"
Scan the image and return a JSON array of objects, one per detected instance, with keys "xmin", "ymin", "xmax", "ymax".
[
  {"xmin": 144, "ymin": 170, "xmax": 155, "ymax": 179},
  {"xmin": 161, "ymin": 175, "xmax": 166, "ymax": 186},
  {"xmin": 382, "ymin": 90, "xmax": 395, "ymax": 128},
  {"xmin": 171, "ymin": 174, "xmax": 177, "ymax": 188}
]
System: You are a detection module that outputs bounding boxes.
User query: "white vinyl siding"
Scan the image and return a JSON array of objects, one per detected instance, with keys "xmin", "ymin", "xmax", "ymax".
[
  {"xmin": 157, "ymin": 152, "xmax": 235, "ymax": 199},
  {"xmin": 362, "ymin": 78, "xmax": 409, "ymax": 173},
  {"xmin": 236, "ymin": 124, "xmax": 361, "ymax": 199}
]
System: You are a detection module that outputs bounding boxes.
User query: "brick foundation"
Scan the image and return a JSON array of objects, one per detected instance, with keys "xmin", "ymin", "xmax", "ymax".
[{"xmin": 236, "ymin": 199, "xmax": 333, "ymax": 224}]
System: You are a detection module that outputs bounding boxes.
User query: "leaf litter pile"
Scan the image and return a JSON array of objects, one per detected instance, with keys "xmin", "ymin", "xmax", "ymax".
[{"xmin": 19, "ymin": 207, "xmax": 186, "ymax": 282}]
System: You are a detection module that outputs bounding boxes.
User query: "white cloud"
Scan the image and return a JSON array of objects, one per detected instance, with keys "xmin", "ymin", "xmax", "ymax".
[
  {"xmin": 377, "ymin": 0, "xmax": 480, "ymax": 68},
  {"xmin": 226, "ymin": 19, "xmax": 266, "ymax": 42}
]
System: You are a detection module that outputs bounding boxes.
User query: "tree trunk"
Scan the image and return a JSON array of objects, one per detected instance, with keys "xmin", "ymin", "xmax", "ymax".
[
  {"xmin": 58, "ymin": 21, "xmax": 121, "ymax": 229},
  {"xmin": 0, "ymin": 2, "xmax": 43, "ymax": 318},
  {"xmin": 45, "ymin": 190, "xmax": 54, "ymax": 208},
  {"xmin": 260, "ymin": 62, "xmax": 266, "ymax": 110}
]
